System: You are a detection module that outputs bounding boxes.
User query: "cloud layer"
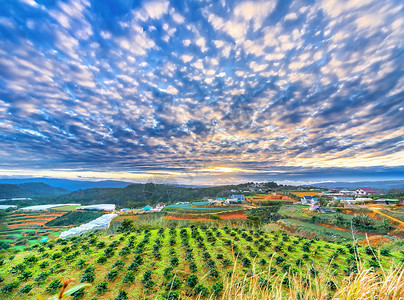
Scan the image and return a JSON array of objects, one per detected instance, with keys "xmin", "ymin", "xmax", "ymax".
[{"xmin": 0, "ymin": 0, "xmax": 403, "ymax": 183}]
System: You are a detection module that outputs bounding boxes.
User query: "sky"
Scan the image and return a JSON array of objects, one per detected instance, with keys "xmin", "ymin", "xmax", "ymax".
[{"xmin": 0, "ymin": 0, "xmax": 403, "ymax": 186}]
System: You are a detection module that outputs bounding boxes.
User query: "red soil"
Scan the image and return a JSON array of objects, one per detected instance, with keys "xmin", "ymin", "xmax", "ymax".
[
  {"xmin": 162, "ymin": 216, "xmax": 212, "ymax": 221},
  {"xmin": 220, "ymin": 212, "xmax": 247, "ymax": 219}
]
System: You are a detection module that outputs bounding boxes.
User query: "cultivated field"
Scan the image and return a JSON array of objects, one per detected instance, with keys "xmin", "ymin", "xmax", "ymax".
[{"xmin": 0, "ymin": 224, "xmax": 402, "ymax": 299}]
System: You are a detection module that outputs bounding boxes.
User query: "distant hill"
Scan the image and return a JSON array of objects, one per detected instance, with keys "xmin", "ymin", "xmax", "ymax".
[
  {"xmin": 312, "ymin": 180, "xmax": 404, "ymax": 191},
  {"xmin": 0, "ymin": 182, "xmax": 69, "ymax": 199},
  {"xmin": 26, "ymin": 182, "xmax": 267, "ymax": 208},
  {"xmin": 0, "ymin": 178, "xmax": 132, "ymax": 191}
]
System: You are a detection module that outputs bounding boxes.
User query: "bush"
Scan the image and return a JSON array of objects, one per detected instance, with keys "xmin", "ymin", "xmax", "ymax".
[
  {"xmin": 115, "ymin": 290, "xmax": 128, "ymax": 300},
  {"xmin": 187, "ymin": 274, "xmax": 198, "ymax": 288},
  {"xmin": 18, "ymin": 284, "xmax": 32, "ymax": 295},
  {"xmin": 107, "ymin": 270, "xmax": 118, "ymax": 281},
  {"xmin": 166, "ymin": 278, "xmax": 181, "ymax": 290},
  {"xmin": 194, "ymin": 284, "xmax": 209, "ymax": 296},
  {"xmin": 96, "ymin": 282, "xmax": 108, "ymax": 294},
  {"xmin": 241, "ymin": 257, "xmax": 251, "ymax": 267},
  {"xmin": 122, "ymin": 271, "xmax": 135, "ymax": 284},
  {"xmin": 212, "ymin": 282, "xmax": 223, "ymax": 297},
  {"xmin": 170, "ymin": 257, "xmax": 179, "ymax": 266},
  {"xmin": 71, "ymin": 287, "xmax": 86, "ymax": 300},
  {"xmin": 189, "ymin": 261, "xmax": 197, "ymax": 272},
  {"xmin": 46, "ymin": 279, "xmax": 62, "ymax": 294},
  {"xmin": 81, "ymin": 272, "xmax": 95, "ymax": 283},
  {"xmin": 1, "ymin": 282, "xmax": 19, "ymax": 293}
]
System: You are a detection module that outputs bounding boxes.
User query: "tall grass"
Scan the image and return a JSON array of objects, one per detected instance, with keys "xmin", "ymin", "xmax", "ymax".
[{"xmin": 213, "ymin": 260, "xmax": 404, "ymax": 300}]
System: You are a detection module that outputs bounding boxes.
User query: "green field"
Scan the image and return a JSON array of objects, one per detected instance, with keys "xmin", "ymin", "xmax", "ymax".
[
  {"xmin": 0, "ymin": 224, "xmax": 402, "ymax": 299},
  {"xmin": 279, "ymin": 218, "xmax": 367, "ymax": 241}
]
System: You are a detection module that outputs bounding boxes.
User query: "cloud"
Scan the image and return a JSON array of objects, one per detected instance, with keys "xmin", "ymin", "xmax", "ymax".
[
  {"xmin": 0, "ymin": 0, "xmax": 402, "ymax": 184},
  {"xmin": 135, "ymin": 0, "xmax": 169, "ymax": 21}
]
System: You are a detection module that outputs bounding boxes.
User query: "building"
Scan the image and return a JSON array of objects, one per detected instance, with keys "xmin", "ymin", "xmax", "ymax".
[
  {"xmin": 301, "ymin": 196, "xmax": 318, "ymax": 205},
  {"xmin": 156, "ymin": 203, "xmax": 166, "ymax": 209},
  {"xmin": 143, "ymin": 205, "xmax": 152, "ymax": 211},
  {"xmin": 356, "ymin": 187, "xmax": 377, "ymax": 196},
  {"xmin": 77, "ymin": 204, "xmax": 116, "ymax": 211},
  {"xmin": 231, "ymin": 195, "xmax": 246, "ymax": 201},
  {"xmin": 374, "ymin": 199, "xmax": 399, "ymax": 205}
]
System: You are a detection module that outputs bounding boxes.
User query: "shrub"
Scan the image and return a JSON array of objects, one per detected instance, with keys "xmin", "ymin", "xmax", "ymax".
[
  {"xmin": 187, "ymin": 274, "xmax": 198, "ymax": 288},
  {"xmin": 122, "ymin": 271, "xmax": 135, "ymax": 284},
  {"xmin": 194, "ymin": 284, "xmax": 209, "ymax": 296},
  {"xmin": 1, "ymin": 282, "xmax": 19, "ymax": 293},
  {"xmin": 189, "ymin": 261, "xmax": 197, "ymax": 272},
  {"xmin": 46, "ymin": 279, "xmax": 62, "ymax": 294},
  {"xmin": 81, "ymin": 272, "xmax": 95, "ymax": 283},
  {"xmin": 115, "ymin": 290, "xmax": 128, "ymax": 300},
  {"xmin": 96, "ymin": 282, "xmax": 108, "ymax": 294},
  {"xmin": 112, "ymin": 260, "xmax": 125, "ymax": 269},
  {"xmin": 18, "ymin": 271, "xmax": 32, "ymax": 281},
  {"xmin": 163, "ymin": 267, "xmax": 173, "ymax": 279},
  {"xmin": 166, "ymin": 278, "xmax": 181, "ymax": 290},
  {"xmin": 71, "ymin": 287, "xmax": 86, "ymax": 300},
  {"xmin": 212, "ymin": 282, "xmax": 223, "ymax": 297},
  {"xmin": 242, "ymin": 257, "xmax": 251, "ymax": 267},
  {"xmin": 18, "ymin": 284, "xmax": 32, "ymax": 295},
  {"xmin": 276, "ymin": 256, "xmax": 285, "ymax": 264},
  {"xmin": 170, "ymin": 257, "xmax": 179, "ymax": 266},
  {"xmin": 107, "ymin": 270, "xmax": 118, "ymax": 281},
  {"xmin": 142, "ymin": 270, "xmax": 152, "ymax": 283}
]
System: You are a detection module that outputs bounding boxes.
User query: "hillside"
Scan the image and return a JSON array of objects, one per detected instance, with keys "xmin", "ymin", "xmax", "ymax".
[
  {"xmin": 0, "ymin": 224, "xmax": 402, "ymax": 299},
  {"xmin": 0, "ymin": 183, "xmax": 69, "ymax": 199},
  {"xmin": 26, "ymin": 183, "xmax": 271, "ymax": 207},
  {"xmin": 0, "ymin": 178, "xmax": 132, "ymax": 191}
]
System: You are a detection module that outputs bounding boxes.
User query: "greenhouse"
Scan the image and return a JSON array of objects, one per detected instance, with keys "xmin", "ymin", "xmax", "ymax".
[{"xmin": 59, "ymin": 213, "xmax": 117, "ymax": 239}]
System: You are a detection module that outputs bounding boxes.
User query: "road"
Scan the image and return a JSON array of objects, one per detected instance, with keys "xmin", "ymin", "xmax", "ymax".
[{"xmin": 368, "ymin": 207, "xmax": 404, "ymax": 228}]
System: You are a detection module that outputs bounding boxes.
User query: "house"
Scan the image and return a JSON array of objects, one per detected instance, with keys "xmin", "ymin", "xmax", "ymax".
[
  {"xmin": 120, "ymin": 208, "xmax": 130, "ymax": 212},
  {"xmin": 156, "ymin": 202, "xmax": 166, "ymax": 209},
  {"xmin": 231, "ymin": 195, "xmax": 246, "ymax": 201},
  {"xmin": 301, "ymin": 196, "xmax": 318, "ymax": 205},
  {"xmin": 356, "ymin": 187, "xmax": 377, "ymax": 196},
  {"xmin": 309, "ymin": 206, "xmax": 336, "ymax": 213},
  {"xmin": 374, "ymin": 199, "xmax": 399, "ymax": 205},
  {"xmin": 143, "ymin": 205, "xmax": 152, "ymax": 211}
]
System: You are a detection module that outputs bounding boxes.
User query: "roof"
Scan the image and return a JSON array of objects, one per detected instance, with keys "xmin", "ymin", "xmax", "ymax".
[
  {"xmin": 357, "ymin": 187, "xmax": 376, "ymax": 192},
  {"xmin": 143, "ymin": 205, "xmax": 152, "ymax": 209}
]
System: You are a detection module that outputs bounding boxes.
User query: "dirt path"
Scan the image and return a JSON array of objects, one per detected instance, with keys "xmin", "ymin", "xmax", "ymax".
[{"xmin": 368, "ymin": 208, "xmax": 404, "ymax": 228}]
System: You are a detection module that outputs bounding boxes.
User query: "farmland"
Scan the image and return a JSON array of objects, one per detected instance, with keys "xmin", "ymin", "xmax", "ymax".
[
  {"xmin": 0, "ymin": 209, "xmax": 106, "ymax": 249},
  {"xmin": 0, "ymin": 223, "xmax": 402, "ymax": 299}
]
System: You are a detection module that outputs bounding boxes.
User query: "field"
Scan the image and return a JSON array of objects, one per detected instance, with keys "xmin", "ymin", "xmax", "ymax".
[
  {"xmin": 288, "ymin": 191, "xmax": 320, "ymax": 197},
  {"xmin": 0, "ymin": 209, "xmax": 105, "ymax": 249},
  {"xmin": 0, "ymin": 224, "xmax": 402, "ymax": 299}
]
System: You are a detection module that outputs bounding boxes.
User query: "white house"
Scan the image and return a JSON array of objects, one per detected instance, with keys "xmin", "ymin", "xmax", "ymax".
[
  {"xmin": 301, "ymin": 196, "xmax": 318, "ymax": 205},
  {"xmin": 355, "ymin": 187, "xmax": 377, "ymax": 196}
]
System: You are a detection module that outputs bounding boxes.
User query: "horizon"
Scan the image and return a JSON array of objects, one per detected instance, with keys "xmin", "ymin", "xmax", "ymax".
[{"xmin": 0, "ymin": 0, "xmax": 403, "ymax": 185}]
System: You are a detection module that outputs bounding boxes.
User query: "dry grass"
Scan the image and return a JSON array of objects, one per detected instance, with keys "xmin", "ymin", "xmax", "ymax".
[{"xmin": 209, "ymin": 259, "xmax": 404, "ymax": 300}]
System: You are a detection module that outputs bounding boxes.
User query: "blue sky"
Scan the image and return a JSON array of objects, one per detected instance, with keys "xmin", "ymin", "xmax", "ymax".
[{"xmin": 0, "ymin": 0, "xmax": 403, "ymax": 185}]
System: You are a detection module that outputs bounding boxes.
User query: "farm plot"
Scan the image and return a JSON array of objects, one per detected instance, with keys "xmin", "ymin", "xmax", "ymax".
[
  {"xmin": 0, "ymin": 225, "xmax": 402, "ymax": 299},
  {"xmin": 0, "ymin": 211, "xmax": 68, "ymax": 248}
]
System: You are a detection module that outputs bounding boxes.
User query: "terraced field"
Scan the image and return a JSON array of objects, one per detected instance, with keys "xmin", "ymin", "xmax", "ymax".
[
  {"xmin": 0, "ymin": 211, "xmax": 69, "ymax": 248},
  {"xmin": 0, "ymin": 225, "xmax": 402, "ymax": 299}
]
